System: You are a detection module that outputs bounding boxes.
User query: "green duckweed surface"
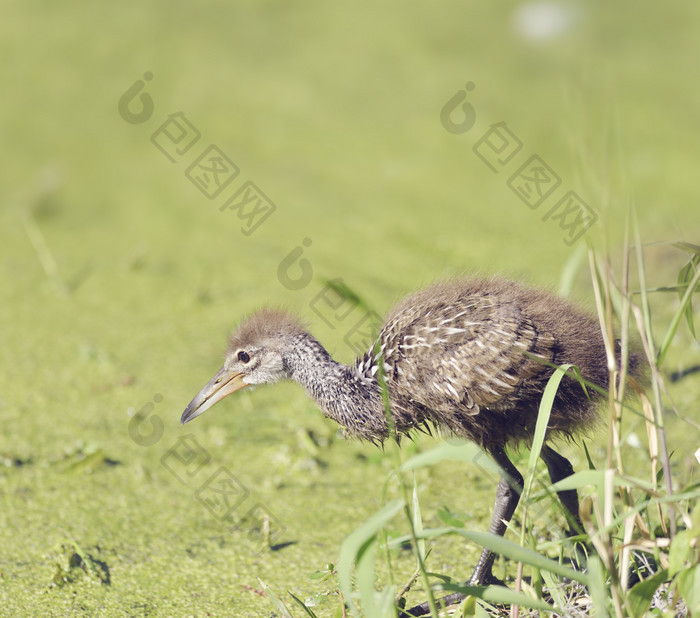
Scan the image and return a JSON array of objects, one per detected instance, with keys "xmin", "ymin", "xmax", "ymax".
[{"xmin": 1, "ymin": 1, "xmax": 699, "ymax": 615}]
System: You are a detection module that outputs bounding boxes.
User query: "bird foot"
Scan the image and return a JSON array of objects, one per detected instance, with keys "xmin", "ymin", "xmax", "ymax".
[
  {"xmin": 398, "ymin": 591, "xmax": 467, "ymax": 617},
  {"xmin": 398, "ymin": 578, "xmax": 507, "ymax": 617}
]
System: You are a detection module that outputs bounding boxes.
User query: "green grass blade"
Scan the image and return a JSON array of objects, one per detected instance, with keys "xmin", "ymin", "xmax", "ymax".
[
  {"xmin": 288, "ymin": 591, "xmax": 320, "ymax": 617},
  {"xmin": 558, "ymin": 243, "xmax": 587, "ymax": 297},
  {"xmin": 657, "ymin": 257, "xmax": 700, "ymax": 365},
  {"xmin": 523, "ymin": 364, "xmax": 574, "ymax": 502},
  {"xmin": 585, "ymin": 555, "xmax": 609, "ymax": 618},
  {"xmin": 356, "ymin": 540, "xmax": 378, "ymax": 615},
  {"xmin": 257, "ymin": 578, "xmax": 294, "ymax": 618},
  {"xmin": 678, "ymin": 563, "xmax": 700, "ymax": 615},
  {"xmin": 672, "ymin": 241, "xmax": 700, "ymax": 255},
  {"xmin": 412, "ymin": 475, "xmax": 426, "ymax": 562},
  {"xmin": 583, "ymin": 440, "xmax": 597, "ymax": 471},
  {"xmin": 318, "ymin": 277, "xmax": 376, "ymax": 316},
  {"xmin": 532, "ymin": 469, "xmax": 656, "ymax": 495},
  {"xmin": 389, "ymin": 527, "xmax": 589, "ymax": 585},
  {"xmin": 628, "ymin": 569, "xmax": 669, "ymax": 618},
  {"xmin": 540, "ymin": 569, "xmax": 566, "ymax": 610},
  {"xmin": 376, "ymin": 586, "xmax": 400, "ymax": 618},
  {"xmin": 337, "ymin": 499, "xmax": 404, "ymax": 612},
  {"xmin": 677, "ymin": 256, "xmax": 700, "ymax": 341},
  {"xmin": 433, "ymin": 582, "xmax": 553, "ymax": 611}
]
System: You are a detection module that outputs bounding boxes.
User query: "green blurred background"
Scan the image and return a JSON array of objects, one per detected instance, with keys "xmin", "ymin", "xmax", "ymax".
[{"xmin": 1, "ymin": 1, "xmax": 698, "ymax": 616}]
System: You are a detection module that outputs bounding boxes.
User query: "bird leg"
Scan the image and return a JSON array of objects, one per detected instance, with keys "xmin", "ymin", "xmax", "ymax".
[
  {"xmin": 539, "ymin": 445, "xmax": 582, "ymax": 536},
  {"xmin": 400, "ymin": 447, "xmax": 523, "ymax": 618},
  {"xmin": 468, "ymin": 446, "xmax": 524, "ymax": 585},
  {"xmin": 539, "ymin": 444, "xmax": 589, "ymax": 574}
]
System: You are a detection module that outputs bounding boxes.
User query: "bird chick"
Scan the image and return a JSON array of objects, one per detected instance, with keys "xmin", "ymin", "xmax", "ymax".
[{"xmin": 181, "ymin": 276, "xmax": 640, "ymax": 614}]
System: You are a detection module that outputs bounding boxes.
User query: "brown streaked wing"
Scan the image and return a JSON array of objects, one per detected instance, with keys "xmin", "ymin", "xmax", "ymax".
[{"xmin": 384, "ymin": 296, "xmax": 556, "ymax": 412}]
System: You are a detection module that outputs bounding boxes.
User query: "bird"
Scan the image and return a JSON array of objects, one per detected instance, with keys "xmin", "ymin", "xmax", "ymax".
[{"xmin": 180, "ymin": 276, "xmax": 640, "ymax": 615}]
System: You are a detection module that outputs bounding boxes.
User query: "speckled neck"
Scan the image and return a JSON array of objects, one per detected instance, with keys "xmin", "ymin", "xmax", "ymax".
[{"xmin": 283, "ymin": 333, "xmax": 387, "ymax": 441}]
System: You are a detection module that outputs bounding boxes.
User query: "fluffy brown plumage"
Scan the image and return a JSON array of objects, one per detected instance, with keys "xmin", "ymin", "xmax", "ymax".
[
  {"xmin": 374, "ymin": 277, "xmax": 615, "ymax": 445},
  {"xmin": 181, "ymin": 276, "xmax": 640, "ymax": 614}
]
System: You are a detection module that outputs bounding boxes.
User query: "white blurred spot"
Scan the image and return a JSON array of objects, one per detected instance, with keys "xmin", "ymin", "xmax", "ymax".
[
  {"xmin": 513, "ymin": 2, "xmax": 580, "ymax": 41},
  {"xmin": 695, "ymin": 447, "xmax": 700, "ymax": 465},
  {"xmin": 626, "ymin": 432, "xmax": 642, "ymax": 449}
]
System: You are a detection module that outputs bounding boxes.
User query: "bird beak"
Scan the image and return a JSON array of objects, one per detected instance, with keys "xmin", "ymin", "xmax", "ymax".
[{"xmin": 180, "ymin": 366, "xmax": 249, "ymax": 425}]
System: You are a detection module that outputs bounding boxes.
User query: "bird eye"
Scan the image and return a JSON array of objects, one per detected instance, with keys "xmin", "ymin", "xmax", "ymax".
[{"xmin": 237, "ymin": 350, "xmax": 250, "ymax": 363}]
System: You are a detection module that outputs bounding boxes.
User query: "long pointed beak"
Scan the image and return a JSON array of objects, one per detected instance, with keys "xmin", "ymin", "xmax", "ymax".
[{"xmin": 180, "ymin": 365, "xmax": 249, "ymax": 424}]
